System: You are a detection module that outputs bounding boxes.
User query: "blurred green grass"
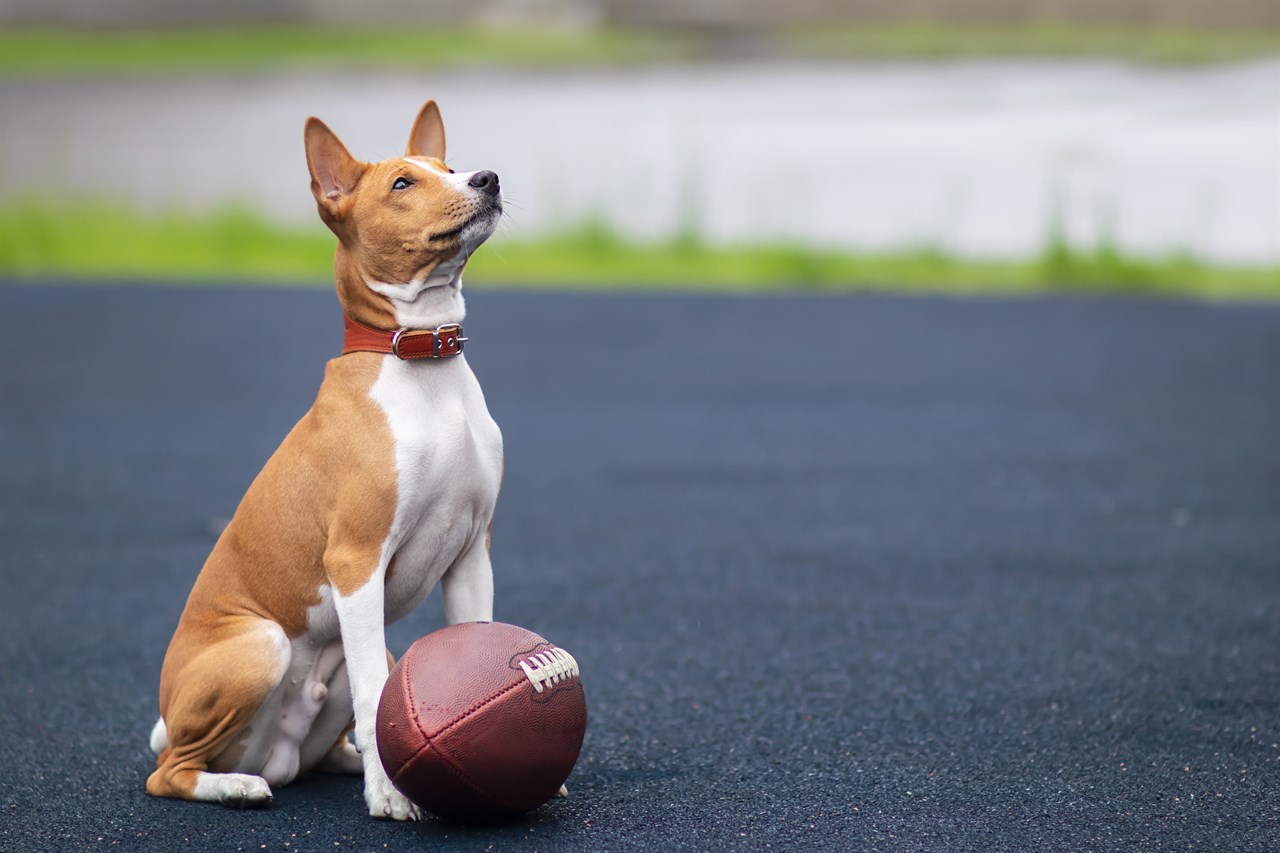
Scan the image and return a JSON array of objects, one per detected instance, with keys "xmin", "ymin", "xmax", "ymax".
[
  {"xmin": 2, "ymin": 202, "xmax": 1276, "ymax": 298},
  {"xmin": 0, "ymin": 26, "xmax": 694, "ymax": 77},
  {"xmin": 0, "ymin": 23, "xmax": 1276, "ymax": 77},
  {"xmin": 784, "ymin": 23, "xmax": 1280, "ymax": 65}
]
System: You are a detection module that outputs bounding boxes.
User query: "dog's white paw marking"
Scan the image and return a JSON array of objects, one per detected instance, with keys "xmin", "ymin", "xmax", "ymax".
[
  {"xmin": 195, "ymin": 772, "xmax": 273, "ymax": 809},
  {"xmin": 365, "ymin": 774, "xmax": 420, "ymax": 821}
]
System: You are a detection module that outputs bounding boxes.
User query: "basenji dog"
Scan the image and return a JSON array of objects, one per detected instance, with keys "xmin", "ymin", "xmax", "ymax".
[{"xmin": 146, "ymin": 100, "xmax": 504, "ymax": 820}]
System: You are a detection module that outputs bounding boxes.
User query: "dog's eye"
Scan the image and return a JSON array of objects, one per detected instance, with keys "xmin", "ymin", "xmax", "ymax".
[
  {"xmin": 448, "ymin": 169, "xmax": 455, "ymax": 174},
  {"xmin": 392, "ymin": 177, "xmax": 413, "ymax": 191}
]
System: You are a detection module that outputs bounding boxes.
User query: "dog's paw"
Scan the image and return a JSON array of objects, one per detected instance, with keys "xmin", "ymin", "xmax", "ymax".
[
  {"xmin": 318, "ymin": 740, "xmax": 364, "ymax": 775},
  {"xmin": 365, "ymin": 774, "xmax": 421, "ymax": 821},
  {"xmin": 557, "ymin": 784, "xmax": 569, "ymax": 799},
  {"xmin": 199, "ymin": 772, "xmax": 273, "ymax": 809}
]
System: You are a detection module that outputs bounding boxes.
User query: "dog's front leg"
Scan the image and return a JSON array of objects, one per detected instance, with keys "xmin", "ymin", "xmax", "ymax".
[
  {"xmin": 442, "ymin": 533, "xmax": 495, "ymax": 626},
  {"xmin": 441, "ymin": 533, "xmax": 572, "ymax": 798},
  {"xmin": 330, "ymin": 556, "xmax": 420, "ymax": 821}
]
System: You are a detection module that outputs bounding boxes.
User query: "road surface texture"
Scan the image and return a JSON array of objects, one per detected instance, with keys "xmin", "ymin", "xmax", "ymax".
[{"xmin": 1, "ymin": 283, "xmax": 1277, "ymax": 851}]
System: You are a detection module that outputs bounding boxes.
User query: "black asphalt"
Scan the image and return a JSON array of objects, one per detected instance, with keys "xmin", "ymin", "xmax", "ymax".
[{"xmin": 1, "ymin": 282, "xmax": 1277, "ymax": 852}]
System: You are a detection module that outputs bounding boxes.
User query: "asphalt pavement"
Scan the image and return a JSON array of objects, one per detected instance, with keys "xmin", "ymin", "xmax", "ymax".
[{"xmin": 1, "ymin": 282, "xmax": 1277, "ymax": 852}]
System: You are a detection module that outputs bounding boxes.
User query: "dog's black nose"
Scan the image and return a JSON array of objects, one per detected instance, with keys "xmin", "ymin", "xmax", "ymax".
[{"xmin": 468, "ymin": 170, "xmax": 500, "ymax": 196}]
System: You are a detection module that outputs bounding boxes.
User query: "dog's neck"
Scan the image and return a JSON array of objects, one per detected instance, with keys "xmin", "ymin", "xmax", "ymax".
[
  {"xmin": 365, "ymin": 263, "xmax": 467, "ymax": 331},
  {"xmin": 336, "ymin": 248, "xmax": 469, "ymax": 332}
]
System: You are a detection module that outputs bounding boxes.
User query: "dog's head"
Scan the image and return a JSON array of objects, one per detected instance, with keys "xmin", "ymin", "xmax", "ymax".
[{"xmin": 304, "ymin": 100, "xmax": 501, "ymax": 327}]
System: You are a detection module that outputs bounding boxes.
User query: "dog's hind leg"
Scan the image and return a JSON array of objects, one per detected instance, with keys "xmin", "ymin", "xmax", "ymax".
[
  {"xmin": 146, "ymin": 620, "xmax": 290, "ymax": 807},
  {"xmin": 315, "ymin": 727, "xmax": 363, "ymax": 775}
]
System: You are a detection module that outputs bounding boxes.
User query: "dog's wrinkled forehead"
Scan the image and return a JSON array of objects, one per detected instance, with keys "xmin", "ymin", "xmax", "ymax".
[
  {"xmin": 405, "ymin": 155, "xmax": 444, "ymax": 168},
  {"xmin": 401, "ymin": 156, "xmax": 447, "ymax": 174},
  {"xmin": 399, "ymin": 157, "xmax": 476, "ymax": 188}
]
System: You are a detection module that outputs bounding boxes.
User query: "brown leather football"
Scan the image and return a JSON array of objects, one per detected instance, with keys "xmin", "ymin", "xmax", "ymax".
[{"xmin": 376, "ymin": 621, "xmax": 587, "ymax": 822}]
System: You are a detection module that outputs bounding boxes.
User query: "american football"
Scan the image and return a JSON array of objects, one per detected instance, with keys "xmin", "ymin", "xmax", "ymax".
[{"xmin": 376, "ymin": 621, "xmax": 587, "ymax": 822}]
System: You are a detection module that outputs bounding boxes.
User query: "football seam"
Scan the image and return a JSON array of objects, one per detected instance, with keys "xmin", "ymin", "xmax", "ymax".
[{"xmin": 402, "ymin": 660, "xmax": 529, "ymax": 812}]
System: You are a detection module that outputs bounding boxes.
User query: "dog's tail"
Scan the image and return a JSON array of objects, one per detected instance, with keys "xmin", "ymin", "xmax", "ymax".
[{"xmin": 149, "ymin": 717, "xmax": 167, "ymax": 755}]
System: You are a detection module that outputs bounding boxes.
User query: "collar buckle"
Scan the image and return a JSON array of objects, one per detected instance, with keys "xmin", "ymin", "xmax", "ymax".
[
  {"xmin": 433, "ymin": 323, "xmax": 467, "ymax": 357},
  {"xmin": 390, "ymin": 324, "xmax": 467, "ymax": 359}
]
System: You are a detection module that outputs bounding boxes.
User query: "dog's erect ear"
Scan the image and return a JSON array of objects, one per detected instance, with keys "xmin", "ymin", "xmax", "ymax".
[
  {"xmin": 304, "ymin": 117, "xmax": 365, "ymax": 211},
  {"xmin": 405, "ymin": 99, "xmax": 446, "ymax": 160}
]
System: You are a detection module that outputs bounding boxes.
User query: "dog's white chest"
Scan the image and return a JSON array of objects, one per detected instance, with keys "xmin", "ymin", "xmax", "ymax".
[{"xmin": 369, "ymin": 354, "xmax": 502, "ymax": 622}]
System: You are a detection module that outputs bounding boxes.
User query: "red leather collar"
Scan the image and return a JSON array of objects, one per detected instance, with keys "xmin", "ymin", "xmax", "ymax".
[{"xmin": 341, "ymin": 314, "xmax": 466, "ymax": 360}]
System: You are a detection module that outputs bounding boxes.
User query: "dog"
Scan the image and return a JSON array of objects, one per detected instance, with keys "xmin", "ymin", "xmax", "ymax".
[{"xmin": 146, "ymin": 100, "xmax": 504, "ymax": 821}]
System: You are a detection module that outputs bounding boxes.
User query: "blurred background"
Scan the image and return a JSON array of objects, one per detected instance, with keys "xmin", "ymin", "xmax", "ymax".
[{"xmin": 1, "ymin": 0, "xmax": 1277, "ymax": 296}]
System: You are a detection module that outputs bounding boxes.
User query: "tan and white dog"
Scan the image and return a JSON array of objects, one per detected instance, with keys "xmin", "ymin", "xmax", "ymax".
[{"xmin": 146, "ymin": 100, "xmax": 504, "ymax": 820}]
